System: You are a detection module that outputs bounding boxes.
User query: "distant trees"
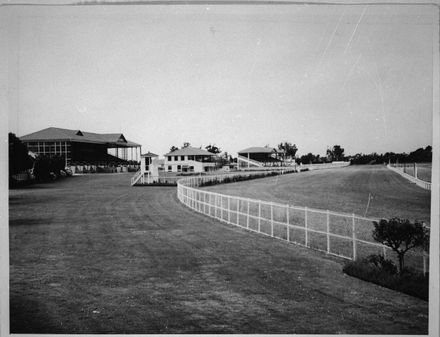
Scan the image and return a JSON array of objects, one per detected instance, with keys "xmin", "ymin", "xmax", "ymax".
[
  {"xmin": 9, "ymin": 133, "xmax": 33, "ymax": 175},
  {"xmin": 169, "ymin": 146, "xmax": 179, "ymax": 153},
  {"xmin": 277, "ymin": 142, "xmax": 298, "ymax": 160},
  {"xmin": 299, "ymin": 153, "xmax": 327, "ymax": 165},
  {"xmin": 372, "ymin": 218, "xmax": 429, "ymax": 273},
  {"xmin": 205, "ymin": 144, "xmax": 221, "ymax": 154},
  {"xmin": 183, "ymin": 142, "xmax": 190, "ymax": 148},
  {"xmin": 327, "ymin": 145, "xmax": 345, "ymax": 162},
  {"xmin": 349, "ymin": 146, "xmax": 432, "ymax": 165}
]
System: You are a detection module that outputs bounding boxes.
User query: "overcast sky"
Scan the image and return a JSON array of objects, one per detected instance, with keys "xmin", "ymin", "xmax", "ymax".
[{"xmin": 4, "ymin": 2, "xmax": 436, "ymax": 157}]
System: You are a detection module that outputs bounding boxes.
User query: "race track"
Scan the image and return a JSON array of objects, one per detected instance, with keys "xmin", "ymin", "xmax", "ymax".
[{"xmin": 9, "ymin": 173, "xmax": 428, "ymax": 334}]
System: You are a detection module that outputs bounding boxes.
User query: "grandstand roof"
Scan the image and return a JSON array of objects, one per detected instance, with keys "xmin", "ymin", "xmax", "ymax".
[
  {"xmin": 141, "ymin": 151, "xmax": 158, "ymax": 157},
  {"xmin": 20, "ymin": 127, "xmax": 140, "ymax": 147},
  {"xmin": 164, "ymin": 146, "xmax": 215, "ymax": 157},
  {"xmin": 238, "ymin": 146, "xmax": 276, "ymax": 154}
]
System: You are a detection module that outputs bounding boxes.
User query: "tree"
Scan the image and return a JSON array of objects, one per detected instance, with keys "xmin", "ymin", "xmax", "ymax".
[
  {"xmin": 327, "ymin": 145, "xmax": 345, "ymax": 162},
  {"xmin": 205, "ymin": 144, "xmax": 221, "ymax": 154},
  {"xmin": 278, "ymin": 142, "xmax": 298, "ymax": 159},
  {"xmin": 169, "ymin": 146, "xmax": 179, "ymax": 153},
  {"xmin": 183, "ymin": 142, "xmax": 191, "ymax": 148},
  {"xmin": 372, "ymin": 218, "xmax": 429, "ymax": 273},
  {"xmin": 9, "ymin": 132, "xmax": 33, "ymax": 175}
]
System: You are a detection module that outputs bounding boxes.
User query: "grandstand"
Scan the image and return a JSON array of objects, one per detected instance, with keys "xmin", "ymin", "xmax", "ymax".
[
  {"xmin": 237, "ymin": 146, "xmax": 285, "ymax": 169},
  {"xmin": 20, "ymin": 127, "xmax": 141, "ymax": 168}
]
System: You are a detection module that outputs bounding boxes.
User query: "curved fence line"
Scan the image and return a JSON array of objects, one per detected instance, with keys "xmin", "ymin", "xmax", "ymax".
[
  {"xmin": 387, "ymin": 164, "xmax": 431, "ymax": 190},
  {"xmin": 176, "ymin": 170, "xmax": 429, "ymax": 274}
]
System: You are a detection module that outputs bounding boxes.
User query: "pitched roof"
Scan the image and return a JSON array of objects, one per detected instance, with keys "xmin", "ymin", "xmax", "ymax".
[
  {"xmin": 20, "ymin": 127, "xmax": 140, "ymax": 147},
  {"xmin": 141, "ymin": 151, "xmax": 158, "ymax": 157},
  {"xmin": 164, "ymin": 146, "xmax": 215, "ymax": 156},
  {"xmin": 238, "ymin": 146, "xmax": 276, "ymax": 154}
]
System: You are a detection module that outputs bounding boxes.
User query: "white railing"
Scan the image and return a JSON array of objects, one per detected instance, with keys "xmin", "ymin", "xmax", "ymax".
[
  {"xmin": 237, "ymin": 155, "xmax": 264, "ymax": 167},
  {"xmin": 131, "ymin": 169, "xmax": 143, "ymax": 186},
  {"xmin": 387, "ymin": 164, "xmax": 431, "ymax": 190},
  {"xmin": 177, "ymin": 172, "xmax": 429, "ymax": 274}
]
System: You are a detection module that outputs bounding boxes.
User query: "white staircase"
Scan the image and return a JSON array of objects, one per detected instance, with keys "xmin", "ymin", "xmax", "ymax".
[
  {"xmin": 237, "ymin": 155, "xmax": 264, "ymax": 168},
  {"xmin": 131, "ymin": 169, "xmax": 143, "ymax": 186}
]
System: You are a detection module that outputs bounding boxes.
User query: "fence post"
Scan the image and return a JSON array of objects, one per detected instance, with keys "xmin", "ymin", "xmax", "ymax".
[
  {"xmin": 209, "ymin": 193, "xmax": 212, "ymax": 216},
  {"xmin": 423, "ymin": 253, "xmax": 427, "ymax": 276},
  {"xmin": 286, "ymin": 205, "xmax": 290, "ymax": 242},
  {"xmin": 352, "ymin": 213, "xmax": 357, "ymax": 260},
  {"xmin": 270, "ymin": 202, "xmax": 274, "ymax": 237},
  {"xmin": 326, "ymin": 210, "xmax": 330, "ymax": 253},
  {"xmin": 237, "ymin": 199, "xmax": 240, "ymax": 226},
  {"xmin": 258, "ymin": 200, "xmax": 261, "ymax": 233},
  {"xmin": 215, "ymin": 194, "xmax": 218, "ymax": 218},
  {"xmin": 228, "ymin": 196, "xmax": 231, "ymax": 223},
  {"xmin": 382, "ymin": 246, "xmax": 387, "ymax": 259},
  {"xmin": 305, "ymin": 207, "xmax": 308, "ymax": 247},
  {"xmin": 247, "ymin": 199, "xmax": 250, "ymax": 228}
]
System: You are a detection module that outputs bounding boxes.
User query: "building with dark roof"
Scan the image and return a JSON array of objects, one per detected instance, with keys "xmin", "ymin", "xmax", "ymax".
[
  {"xmin": 237, "ymin": 146, "xmax": 284, "ymax": 168},
  {"xmin": 20, "ymin": 127, "xmax": 141, "ymax": 166}
]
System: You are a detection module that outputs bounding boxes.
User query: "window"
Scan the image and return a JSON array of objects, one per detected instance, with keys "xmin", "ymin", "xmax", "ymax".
[
  {"xmin": 188, "ymin": 155, "xmax": 194, "ymax": 160},
  {"xmin": 174, "ymin": 156, "xmax": 178, "ymax": 161},
  {"xmin": 177, "ymin": 165, "xmax": 182, "ymax": 172},
  {"xmin": 189, "ymin": 166, "xmax": 194, "ymax": 172},
  {"xmin": 181, "ymin": 155, "xmax": 185, "ymax": 161},
  {"xmin": 168, "ymin": 156, "xmax": 172, "ymax": 161},
  {"xmin": 168, "ymin": 165, "xmax": 172, "ymax": 172}
]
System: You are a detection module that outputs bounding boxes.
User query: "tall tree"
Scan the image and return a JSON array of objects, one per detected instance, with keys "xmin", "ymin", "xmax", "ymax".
[
  {"xmin": 327, "ymin": 145, "xmax": 345, "ymax": 161},
  {"xmin": 9, "ymin": 133, "xmax": 33, "ymax": 175},
  {"xmin": 278, "ymin": 142, "xmax": 298, "ymax": 159}
]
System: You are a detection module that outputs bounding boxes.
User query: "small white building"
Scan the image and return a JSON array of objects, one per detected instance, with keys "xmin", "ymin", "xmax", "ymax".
[{"xmin": 164, "ymin": 147, "xmax": 216, "ymax": 173}]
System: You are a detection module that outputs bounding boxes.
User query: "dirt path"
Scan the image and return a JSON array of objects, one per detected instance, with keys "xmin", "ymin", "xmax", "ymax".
[{"xmin": 9, "ymin": 173, "xmax": 428, "ymax": 334}]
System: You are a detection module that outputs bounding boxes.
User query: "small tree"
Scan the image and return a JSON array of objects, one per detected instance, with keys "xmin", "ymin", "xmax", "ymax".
[
  {"xmin": 169, "ymin": 146, "xmax": 179, "ymax": 153},
  {"xmin": 372, "ymin": 218, "xmax": 429, "ymax": 273}
]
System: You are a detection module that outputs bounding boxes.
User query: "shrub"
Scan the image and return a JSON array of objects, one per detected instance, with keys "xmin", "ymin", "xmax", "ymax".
[{"xmin": 343, "ymin": 255, "xmax": 428, "ymax": 300}]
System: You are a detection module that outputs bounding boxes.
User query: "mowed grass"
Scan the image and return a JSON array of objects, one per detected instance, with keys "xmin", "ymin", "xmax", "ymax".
[
  {"xmin": 9, "ymin": 173, "xmax": 428, "ymax": 334},
  {"xmin": 202, "ymin": 165, "xmax": 431, "ymax": 224}
]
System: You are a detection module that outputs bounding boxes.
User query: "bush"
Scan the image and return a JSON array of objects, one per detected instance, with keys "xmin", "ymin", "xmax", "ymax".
[{"xmin": 343, "ymin": 255, "xmax": 428, "ymax": 300}]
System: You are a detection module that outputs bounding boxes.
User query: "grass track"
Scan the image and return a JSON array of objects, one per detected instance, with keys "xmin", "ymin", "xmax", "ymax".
[
  {"xmin": 9, "ymin": 173, "xmax": 428, "ymax": 334},
  {"xmin": 203, "ymin": 165, "xmax": 431, "ymax": 223}
]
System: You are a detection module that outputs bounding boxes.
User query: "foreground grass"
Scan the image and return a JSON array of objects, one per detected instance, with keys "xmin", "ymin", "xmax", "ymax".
[{"xmin": 9, "ymin": 173, "xmax": 428, "ymax": 334}]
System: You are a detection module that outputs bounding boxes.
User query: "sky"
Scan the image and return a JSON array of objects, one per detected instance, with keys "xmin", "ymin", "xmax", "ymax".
[{"xmin": 3, "ymin": 2, "xmax": 436, "ymax": 158}]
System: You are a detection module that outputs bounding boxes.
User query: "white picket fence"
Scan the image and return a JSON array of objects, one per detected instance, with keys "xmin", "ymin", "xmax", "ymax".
[
  {"xmin": 177, "ymin": 173, "xmax": 429, "ymax": 274},
  {"xmin": 387, "ymin": 164, "xmax": 431, "ymax": 190}
]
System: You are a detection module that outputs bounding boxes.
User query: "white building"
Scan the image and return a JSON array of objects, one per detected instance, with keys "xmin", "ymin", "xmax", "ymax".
[{"xmin": 164, "ymin": 146, "xmax": 216, "ymax": 173}]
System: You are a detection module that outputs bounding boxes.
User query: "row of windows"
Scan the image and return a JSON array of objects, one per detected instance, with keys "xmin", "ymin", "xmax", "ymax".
[
  {"xmin": 167, "ymin": 165, "xmax": 195, "ymax": 172},
  {"xmin": 167, "ymin": 155, "xmax": 197, "ymax": 162}
]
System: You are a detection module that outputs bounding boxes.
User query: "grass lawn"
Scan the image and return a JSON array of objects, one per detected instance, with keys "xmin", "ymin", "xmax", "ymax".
[
  {"xmin": 9, "ymin": 173, "xmax": 428, "ymax": 334},
  {"xmin": 202, "ymin": 165, "xmax": 431, "ymax": 224}
]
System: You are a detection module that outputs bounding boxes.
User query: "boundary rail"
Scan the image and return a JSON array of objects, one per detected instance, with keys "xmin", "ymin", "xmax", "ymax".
[
  {"xmin": 387, "ymin": 164, "xmax": 431, "ymax": 190},
  {"xmin": 177, "ymin": 170, "xmax": 429, "ymax": 274}
]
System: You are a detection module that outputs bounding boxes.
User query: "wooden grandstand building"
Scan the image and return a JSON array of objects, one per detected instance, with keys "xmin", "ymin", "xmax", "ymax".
[
  {"xmin": 237, "ymin": 146, "xmax": 285, "ymax": 168},
  {"xmin": 20, "ymin": 127, "xmax": 141, "ymax": 167}
]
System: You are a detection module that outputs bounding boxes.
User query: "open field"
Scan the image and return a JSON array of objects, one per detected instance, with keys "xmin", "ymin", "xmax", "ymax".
[
  {"xmin": 9, "ymin": 173, "xmax": 428, "ymax": 334},
  {"xmin": 202, "ymin": 165, "xmax": 431, "ymax": 224}
]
